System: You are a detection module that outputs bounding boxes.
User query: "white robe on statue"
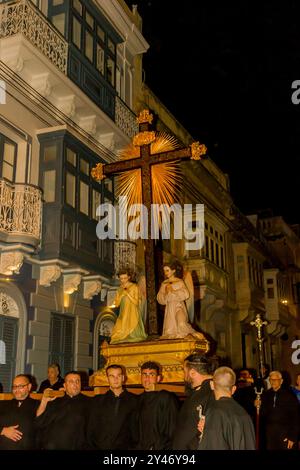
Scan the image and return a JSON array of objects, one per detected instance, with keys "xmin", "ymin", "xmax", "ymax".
[{"xmin": 157, "ymin": 278, "xmax": 204, "ymax": 340}]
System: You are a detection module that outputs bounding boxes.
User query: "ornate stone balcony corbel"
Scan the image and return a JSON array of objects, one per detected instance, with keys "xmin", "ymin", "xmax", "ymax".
[
  {"xmin": 98, "ymin": 132, "xmax": 116, "ymax": 151},
  {"xmin": 62, "ymin": 267, "xmax": 89, "ymax": 295},
  {"xmin": 82, "ymin": 275, "xmax": 102, "ymax": 300},
  {"xmin": 39, "ymin": 265, "xmax": 61, "ymax": 287},
  {"xmin": 79, "ymin": 115, "xmax": 97, "ymax": 136},
  {"xmin": 56, "ymin": 95, "xmax": 76, "ymax": 118},
  {"xmin": 0, "ymin": 251, "xmax": 24, "ymax": 275},
  {"xmin": 63, "ymin": 273, "xmax": 82, "ymax": 295},
  {"xmin": 30, "ymin": 73, "xmax": 52, "ymax": 97}
]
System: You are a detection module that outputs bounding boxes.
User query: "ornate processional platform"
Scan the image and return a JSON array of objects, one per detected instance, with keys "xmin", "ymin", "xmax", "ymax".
[{"xmin": 90, "ymin": 337, "xmax": 209, "ymax": 386}]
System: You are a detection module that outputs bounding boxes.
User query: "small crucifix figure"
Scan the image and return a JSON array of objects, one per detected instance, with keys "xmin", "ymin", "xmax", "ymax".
[
  {"xmin": 91, "ymin": 109, "xmax": 206, "ymax": 336},
  {"xmin": 250, "ymin": 313, "xmax": 268, "ymax": 378}
]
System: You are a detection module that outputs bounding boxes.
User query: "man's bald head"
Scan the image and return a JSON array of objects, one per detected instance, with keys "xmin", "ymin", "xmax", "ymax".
[{"xmin": 213, "ymin": 367, "xmax": 236, "ymax": 394}]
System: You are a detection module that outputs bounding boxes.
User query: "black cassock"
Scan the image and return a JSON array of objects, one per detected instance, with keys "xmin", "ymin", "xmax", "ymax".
[
  {"xmin": 135, "ymin": 390, "xmax": 179, "ymax": 450},
  {"xmin": 260, "ymin": 387, "xmax": 299, "ymax": 449},
  {"xmin": 36, "ymin": 393, "xmax": 91, "ymax": 449},
  {"xmin": 173, "ymin": 379, "xmax": 215, "ymax": 450},
  {"xmin": 87, "ymin": 389, "xmax": 138, "ymax": 449},
  {"xmin": 0, "ymin": 397, "xmax": 39, "ymax": 450},
  {"xmin": 198, "ymin": 397, "xmax": 256, "ymax": 450}
]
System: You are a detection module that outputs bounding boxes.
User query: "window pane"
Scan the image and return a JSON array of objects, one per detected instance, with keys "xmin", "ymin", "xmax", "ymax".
[
  {"xmin": 80, "ymin": 158, "xmax": 89, "ymax": 175},
  {"xmin": 3, "ymin": 142, "xmax": 15, "ymax": 165},
  {"xmin": 108, "ymin": 38, "xmax": 115, "ymax": 55},
  {"xmin": 53, "ymin": 0, "xmax": 64, "ymax": 5},
  {"xmin": 43, "ymin": 169, "xmax": 56, "ymax": 203},
  {"xmin": 66, "ymin": 172, "xmax": 76, "ymax": 207},
  {"xmin": 2, "ymin": 162, "xmax": 13, "ymax": 181},
  {"xmin": 72, "ymin": 16, "xmax": 81, "ymax": 49},
  {"xmin": 97, "ymin": 25, "xmax": 105, "ymax": 42},
  {"xmin": 96, "ymin": 43, "xmax": 104, "ymax": 74},
  {"xmin": 80, "ymin": 181, "xmax": 89, "ymax": 215},
  {"xmin": 66, "ymin": 148, "xmax": 77, "ymax": 167},
  {"xmin": 92, "ymin": 189, "xmax": 101, "ymax": 220},
  {"xmin": 44, "ymin": 144, "xmax": 57, "ymax": 162},
  {"xmin": 106, "ymin": 57, "xmax": 115, "ymax": 86},
  {"xmin": 85, "ymin": 30, "xmax": 93, "ymax": 62},
  {"xmin": 86, "ymin": 11, "xmax": 94, "ymax": 29},
  {"xmin": 52, "ymin": 13, "xmax": 65, "ymax": 36},
  {"xmin": 73, "ymin": 0, "xmax": 82, "ymax": 15}
]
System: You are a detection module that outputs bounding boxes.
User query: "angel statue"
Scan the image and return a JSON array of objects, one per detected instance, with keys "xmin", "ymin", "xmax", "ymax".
[
  {"xmin": 157, "ymin": 261, "xmax": 204, "ymax": 340},
  {"xmin": 110, "ymin": 269, "xmax": 147, "ymax": 344}
]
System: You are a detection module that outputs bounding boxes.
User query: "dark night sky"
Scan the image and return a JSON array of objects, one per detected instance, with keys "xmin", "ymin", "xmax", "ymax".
[{"xmin": 125, "ymin": 0, "xmax": 300, "ymax": 224}]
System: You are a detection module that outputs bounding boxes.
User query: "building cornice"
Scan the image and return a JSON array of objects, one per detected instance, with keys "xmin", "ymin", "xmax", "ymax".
[{"xmin": 95, "ymin": 0, "xmax": 149, "ymax": 55}]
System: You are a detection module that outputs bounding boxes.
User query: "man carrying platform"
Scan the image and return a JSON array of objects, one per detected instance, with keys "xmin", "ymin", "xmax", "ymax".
[{"xmin": 87, "ymin": 364, "xmax": 138, "ymax": 449}]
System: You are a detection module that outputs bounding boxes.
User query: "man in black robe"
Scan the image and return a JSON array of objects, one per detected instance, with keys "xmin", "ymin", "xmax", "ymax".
[
  {"xmin": 198, "ymin": 366, "xmax": 256, "ymax": 450},
  {"xmin": 259, "ymin": 370, "xmax": 299, "ymax": 449},
  {"xmin": 87, "ymin": 364, "xmax": 137, "ymax": 449},
  {"xmin": 36, "ymin": 371, "xmax": 91, "ymax": 449},
  {"xmin": 172, "ymin": 353, "xmax": 214, "ymax": 450},
  {"xmin": 0, "ymin": 374, "xmax": 39, "ymax": 450},
  {"xmin": 135, "ymin": 361, "xmax": 179, "ymax": 450}
]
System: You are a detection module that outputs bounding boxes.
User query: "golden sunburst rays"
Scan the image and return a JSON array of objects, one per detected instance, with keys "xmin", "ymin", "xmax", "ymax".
[{"xmin": 116, "ymin": 132, "xmax": 182, "ymax": 234}]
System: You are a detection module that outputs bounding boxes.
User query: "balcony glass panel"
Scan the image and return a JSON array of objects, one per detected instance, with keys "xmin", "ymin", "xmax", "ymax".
[
  {"xmin": 3, "ymin": 142, "xmax": 15, "ymax": 165},
  {"xmin": 66, "ymin": 172, "xmax": 76, "ymax": 207},
  {"xmin": 86, "ymin": 11, "xmax": 94, "ymax": 30},
  {"xmin": 66, "ymin": 148, "xmax": 77, "ymax": 167},
  {"xmin": 80, "ymin": 181, "xmax": 89, "ymax": 215},
  {"xmin": 44, "ymin": 144, "xmax": 57, "ymax": 162},
  {"xmin": 96, "ymin": 43, "xmax": 104, "ymax": 75},
  {"xmin": 52, "ymin": 13, "xmax": 65, "ymax": 36},
  {"xmin": 43, "ymin": 169, "xmax": 56, "ymax": 203},
  {"xmin": 2, "ymin": 162, "xmax": 13, "ymax": 181},
  {"xmin": 80, "ymin": 158, "xmax": 89, "ymax": 175},
  {"xmin": 92, "ymin": 189, "xmax": 101, "ymax": 220},
  {"xmin": 85, "ymin": 30, "xmax": 93, "ymax": 62},
  {"xmin": 72, "ymin": 16, "xmax": 81, "ymax": 49},
  {"xmin": 106, "ymin": 57, "xmax": 115, "ymax": 86},
  {"xmin": 73, "ymin": 0, "xmax": 82, "ymax": 15}
]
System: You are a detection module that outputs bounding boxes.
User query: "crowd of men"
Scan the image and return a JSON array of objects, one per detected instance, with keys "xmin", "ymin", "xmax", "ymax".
[{"xmin": 0, "ymin": 354, "xmax": 299, "ymax": 450}]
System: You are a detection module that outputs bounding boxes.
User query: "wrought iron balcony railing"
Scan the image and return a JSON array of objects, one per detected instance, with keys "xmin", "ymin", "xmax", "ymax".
[
  {"xmin": 0, "ymin": 0, "xmax": 68, "ymax": 74},
  {"xmin": 115, "ymin": 96, "xmax": 139, "ymax": 139},
  {"xmin": 0, "ymin": 178, "xmax": 42, "ymax": 241}
]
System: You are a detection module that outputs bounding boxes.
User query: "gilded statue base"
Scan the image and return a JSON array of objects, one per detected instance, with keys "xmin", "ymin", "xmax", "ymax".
[{"xmin": 90, "ymin": 337, "xmax": 209, "ymax": 386}]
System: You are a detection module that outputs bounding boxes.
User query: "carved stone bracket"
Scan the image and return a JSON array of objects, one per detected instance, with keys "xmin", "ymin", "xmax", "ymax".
[
  {"xmin": 82, "ymin": 276, "xmax": 102, "ymax": 300},
  {"xmin": 79, "ymin": 115, "xmax": 97, "ymax": 136},
  {"xmin": 39, "ymin": 265, "xmax": 61, "ymax": 287},
  {"xmin": 0, "ymin": 251, "xmax": 24, "ymax": 276},
  {"xmin": 56, "ymin": 95, "xmax": 76, "ymax": 118},
  {"xmin": 30, "ymin": 73, "xmax": 52, "ymax": 97},
  {"xmin": 98, "ymin": 132, "xmax": 116, "ymax": 151},
  {"xmin": 63, "ymin": 273, "xmax": 82, "ymax": 295}
]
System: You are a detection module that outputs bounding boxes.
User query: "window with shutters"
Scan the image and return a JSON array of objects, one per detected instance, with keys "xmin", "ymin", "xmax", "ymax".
[
  {"xmin": 49, "ymin": 313, "xmax": 75, "ymax": 376},
  {"xmin": 0, "ymin": 316, "xmax": 18, "ymax": 392}
]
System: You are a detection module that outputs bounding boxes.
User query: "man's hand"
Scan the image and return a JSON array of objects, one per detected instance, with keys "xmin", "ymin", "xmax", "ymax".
[
  {"xmin": 36, "ymin": 389, "xmax": 57, "ymax": 417},
  {"xmin": 283, "ymin": 438, "xmax": 294, "ymax": 449},
  {"xmin": 0, "ymin": 425, "xmax": 23, "ymax": 442}
]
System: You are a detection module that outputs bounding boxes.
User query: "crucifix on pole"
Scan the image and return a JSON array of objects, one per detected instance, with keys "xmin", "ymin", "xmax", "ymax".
[
  {"xmin": 91, "ymin": 109, "xmax": 207, "ymax": 336},
  {"xmin": 250, "ymin": 313, "xmax": 268, "ymax": 378}
]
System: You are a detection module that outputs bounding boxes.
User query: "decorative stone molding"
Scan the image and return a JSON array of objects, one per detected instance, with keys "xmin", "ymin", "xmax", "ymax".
[
  {"xmin": 30, "ymin": 73, "xmax": 52, "ymax": 97},
  {"xmin": 56, "ymin": 95, "xmax": 76, "ymax": 118},
  {"xmin": 0, "ymin": 251, "xmax": 24, "ymax": 276},
  {"xmin": 0, "ymin": 292, "xmax": 19, "ymax": 317},
  {"xmin": 63, "ymin": 273, "xmax": 82, "ymax": 295},
  {"xmin": 79, "ymin": 115, "xmax": 97, "ymax": 136},
  {"xmin": 83, "ymin": 277, "xmax": 102, "ymax": 300},
  {"xmin": 39, "ymin": 265, "xmax": 61, "ymax": 287}
]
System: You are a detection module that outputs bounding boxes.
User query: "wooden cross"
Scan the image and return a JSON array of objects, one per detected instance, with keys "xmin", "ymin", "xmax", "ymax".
[{"xmin": 91, "ymin": 109, "xmax": 206, "ymax": 336}]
